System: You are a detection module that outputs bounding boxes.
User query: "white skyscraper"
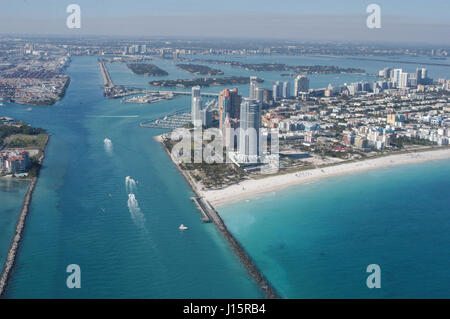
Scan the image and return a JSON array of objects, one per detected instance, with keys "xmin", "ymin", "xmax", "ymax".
[
  {"xmin": 282, "ymin": 81, "xmax": 291, "ymax": 98},
  {"xmin": 191, "ymin": 96, "xmax": 202, "ymax": 127},
  {"xmin": 255, "ymin": 86, "xmax": 265, "ymax": 105},
  {"xmin": 239, "ymin": 98, "xmax": 261, "ymax": 160},
  {"xmin": 192, "ymin": 86, "xmax": 201, "ymax": 100},
  {"xmin": 249, "ymin": 76, "xmax": 259, "ymax": 99},
  {"xmin": 294, "ymin": 75, "xmax": 309, "ymax": 96},
  {"xmin": 392, "ymin": 69, "xmax": 403, "ymax": 88},
  {"xmin": 273, "ymin": 81, "xmax": 283, "ymax": 101},
  {"xmin": 398, "ymin": 72, "xmax": 409, "ymax": 89}
]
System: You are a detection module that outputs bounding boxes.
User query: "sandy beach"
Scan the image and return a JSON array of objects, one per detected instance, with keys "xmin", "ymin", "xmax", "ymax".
[{"xmin": 202, "ymin": 148, "xmax": 450, "ymax": 207}]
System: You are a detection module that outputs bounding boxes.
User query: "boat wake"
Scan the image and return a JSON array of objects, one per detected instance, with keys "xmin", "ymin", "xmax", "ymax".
[
  {"xmin": 125, "ymin": 176, "xmax": 137, "ymax": 194},
  {"xmin": 104, "ymin": 138, "xmax": 113, "ymax": 154},
  {"xmin": 127, "ymin": 193, "xmax": 146, "ymax": 228}
]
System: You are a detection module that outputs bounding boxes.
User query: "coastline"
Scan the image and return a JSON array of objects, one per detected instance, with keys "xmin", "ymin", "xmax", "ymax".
[
  {"xmin": 203, "ymin": 147, "xmax": 450, "ymax": 207},
  {"xmin": 0, "ymin": 136, "xmax": 49, "ymax": 297},
  {"xmin": 155, "ymin": 135, "xmax": 279, "ymax": 299}
]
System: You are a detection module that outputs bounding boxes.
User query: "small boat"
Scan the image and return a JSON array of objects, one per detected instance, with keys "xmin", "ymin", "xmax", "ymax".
[{"xmin": 179, "ymin": 224, "xmax": 188, "ymax": 230}]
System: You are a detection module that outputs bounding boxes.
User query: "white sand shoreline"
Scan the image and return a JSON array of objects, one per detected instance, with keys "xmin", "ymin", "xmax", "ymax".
[{"xmin": 202, "ymin": 148, "xmax": 450, "ymax": 207}]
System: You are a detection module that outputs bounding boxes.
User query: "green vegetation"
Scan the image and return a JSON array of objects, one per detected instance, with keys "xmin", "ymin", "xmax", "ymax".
[
  {"xmin": 151, "ymin": 76, "xmax": 263, "ymax": 88},
  {"xmin": 5, "ymin": 134, "xmax": 49, "ymax": 151},
  {"xmin": 1, "ymin": 123, "xmax": 49, "ymax": 178},
  {"xmin": 177, "ymin": 64, "xmax": 224, "ymax": 75},
  {"xmin": 191, "ymin": 59, "xmax": 365, "ymax": 74},
  {"xmin": 127, "ymin": 63, "xmax": 168, "ymax": 76},
  {"xmin": 162, "ymin": 134, "xmax": 248, "ymax": 189},
  {"xmin": 27, "ymin": 157, "xmax": 42, "ymax": 178},
  {"xmin": 0, "ymin": 124, "xmax": 47, "ymax": 147},
  {"xmin": 390, "ymin": 136, "xmax": 437, "ymax": 148}
]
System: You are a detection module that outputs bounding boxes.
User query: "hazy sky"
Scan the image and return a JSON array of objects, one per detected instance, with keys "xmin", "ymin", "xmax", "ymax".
[{"xmin": 1, "ymin": 0, "xmax": 449, "ymax": 44}]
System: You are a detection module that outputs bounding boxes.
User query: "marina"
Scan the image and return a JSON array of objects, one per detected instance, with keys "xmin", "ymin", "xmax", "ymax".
[{"xmin": 140, "ymin": 109, "xmax": 191, "ymax": 129}]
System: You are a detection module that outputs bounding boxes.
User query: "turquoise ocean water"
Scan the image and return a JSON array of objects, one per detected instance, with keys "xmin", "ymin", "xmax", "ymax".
[
  {"xmin": 0, "ymin": 54, "xmax": 449, "ymax": 298},
  {"xmin": 219, "ymin": 159, "xmax": 450, "ymax": 298}
]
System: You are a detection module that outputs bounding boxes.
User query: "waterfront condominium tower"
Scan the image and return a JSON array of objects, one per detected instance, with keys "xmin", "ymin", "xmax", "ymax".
[
  {"xmin": 294, "ymin": 75, "xmax": 309, "ymax": 97},
  {"xmin": 192, "ymin": 85, "xmax": 201, "ymax": 101},
  {"xmin": 238, "ymin": 98, "xmax": 261, "ymax": 161},
  {"xmin": 272, "ymin": 81, "xmax": 282, "ymax": 101},
  {"xmin": 282, "ymin": 81, "xmax": 291, "ymax": 99},
  {"xmin": 191, "ymin": 86, "xmax": 202, "ymax": 126},
  {"xmin": 219, "ymin": 88, "xmax": 241, "ymax": 130},
  {"xmin": 249, "ymin": 76, "xmax": 259, "ymax": 100},
  {"xmin": 191, "ymin": 96, "xmax": 202, "ymax": 127}
]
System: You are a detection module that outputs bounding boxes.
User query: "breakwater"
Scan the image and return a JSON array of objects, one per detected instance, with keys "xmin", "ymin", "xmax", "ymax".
[
  {"xmin": 98, "ymin": 59, "xmax": 114, "ymax": 88},
  {"xmin": 156, "ymin": 135, "xmax": 278, "ymax": 299},
  {"xmin": 0, "ymin": 137, "xmax": 49, "ymax": 298},
  {"xmin": 0, "ymin": 177, "xmax": 37, "ymax": 297}
]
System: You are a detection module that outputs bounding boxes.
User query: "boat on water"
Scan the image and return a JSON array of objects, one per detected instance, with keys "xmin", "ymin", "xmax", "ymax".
[{"xmin": 179, "ymin": 224, "xmax": 188, "ymax": 230}]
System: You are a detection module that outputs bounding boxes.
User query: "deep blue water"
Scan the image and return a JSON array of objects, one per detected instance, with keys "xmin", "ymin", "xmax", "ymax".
[{"xmin": 0, "ymin": 54, "xmax": 448, "ymax": 298}]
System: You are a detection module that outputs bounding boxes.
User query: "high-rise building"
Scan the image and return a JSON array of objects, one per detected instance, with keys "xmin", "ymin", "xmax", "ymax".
[
  {"xmin": 294, "ymin": 75, "xmax": 309, "ymax": 97},
  {"xmin": 273, "ymin": 81, "xmax": 283, "ymax": 101},
  {"xmin": 191, "ymin": 96, "xmax": 202, "ymax": 127},
  {"xmin": 398, "ymin": 72, "xmax": 409, "ymax": 89},
  {"xmin": 249, "ymin": 76, "xmax": 259, "ymax": 99},
  {"xmin": 201, "ymin": 107, "xmax": 213, "ymax": 127},
  {"xmin": 282, "ymin": 81, "xmax": 291, "ymax": 99},
  {"xmin": 392, "ymin": 69, "xmax": 403, "ymax": 88},
  {"xmin": 219, "ymin": 88, "xmax": 241, "ymax": 130},
  {"xmin": 416, "ymin": 68, "xmax": 428, "ymax": 85},
  {"xmin": 192, "ymin": 86, "xmax": 201, "ymax": 100},
  {"xmin": 239, "ymin": 98, "xmax": 261, "ymax": 159},
  {"xmin": 255, "ymin": 86, "xmax": 265, "ymax": 105}
]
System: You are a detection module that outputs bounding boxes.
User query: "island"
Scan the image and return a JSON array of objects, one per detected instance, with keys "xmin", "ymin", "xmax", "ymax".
[
  {"xmin": 150, "ymin": 76, "xmax": 263, "ymax": 88},
  {"xmin": 190, "ymin": 59, "xmax": 365, "ymax": 74},
  {"xmin": 176, "ymin": 63, "xmax": 224, "ymax": 75},
  {"xmin": 127, "ymin": 63, "xmax": 168, "ymax": 76}
]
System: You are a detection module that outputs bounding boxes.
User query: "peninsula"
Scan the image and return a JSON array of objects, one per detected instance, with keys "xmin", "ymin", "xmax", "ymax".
[{"xmin": 0, "ymin": 119, "xmax": 49, "ymax": 297}]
